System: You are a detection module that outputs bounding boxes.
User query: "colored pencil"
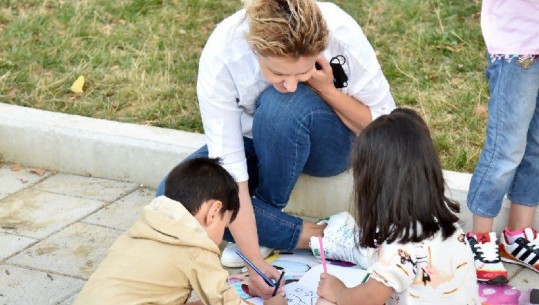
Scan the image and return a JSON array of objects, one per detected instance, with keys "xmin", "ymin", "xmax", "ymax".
[
  {"xmin": 318, "ymin": 236, "xmax": 327, "ymax": 273},
  {"xmin": 235, "ymin": 250, "xmax": 275, "ymax": 287},
  {"xmin": 272, "ymin": 271, "xmax": 285, "ymax": 297}
]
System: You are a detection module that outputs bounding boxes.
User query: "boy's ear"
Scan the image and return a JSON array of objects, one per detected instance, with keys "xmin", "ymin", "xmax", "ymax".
[{"xmin": 205, "ymin": 199, "xmax": 223, "ymax": 225}]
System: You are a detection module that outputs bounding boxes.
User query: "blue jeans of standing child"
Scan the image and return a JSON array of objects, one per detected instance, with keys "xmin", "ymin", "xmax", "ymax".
[
  {"xmin": 467, "ymin": 55, "xmax": 539, "ymax": 218},
  {"xmin": 156, "ymin": 83, "xmax": 355, "ymax": 250}
]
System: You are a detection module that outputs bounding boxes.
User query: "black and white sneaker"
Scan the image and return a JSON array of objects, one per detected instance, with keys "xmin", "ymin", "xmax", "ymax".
[
  {"xmin": 499, "ymin": 227, "xmax": 539, "ymax": 274},
  {"xmin": 467, "ymin": 232, "xmax": 508, "ymax": 285}
]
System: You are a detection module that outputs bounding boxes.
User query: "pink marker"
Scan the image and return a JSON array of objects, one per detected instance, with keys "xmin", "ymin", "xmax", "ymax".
[{"xmin": 318, "ymin": 236, "xmax": 327, "ymax": 273}]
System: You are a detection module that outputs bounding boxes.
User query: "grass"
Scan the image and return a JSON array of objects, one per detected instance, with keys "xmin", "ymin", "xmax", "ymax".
[{"xmin": 0, "ymin": 0, "xmax": 487, "ymax": 172}]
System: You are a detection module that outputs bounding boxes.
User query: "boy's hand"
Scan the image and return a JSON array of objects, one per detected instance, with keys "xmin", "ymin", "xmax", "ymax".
[
  {"xmin": 263, "ymin": 294, "xmax": 287, "ymax": 305},
  {"xmin": 247, "ymin": 260, "xmax": 282, "ymax": 299},
  {"xmin": 317, "ymin": 272, "xmax": 346, "ymax": 303}
]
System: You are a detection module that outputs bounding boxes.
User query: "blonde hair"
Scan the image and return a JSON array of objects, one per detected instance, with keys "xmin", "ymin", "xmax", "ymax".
[{"xmin": 244, "ymin": 0, "xmax": 329, "ymax": 58}]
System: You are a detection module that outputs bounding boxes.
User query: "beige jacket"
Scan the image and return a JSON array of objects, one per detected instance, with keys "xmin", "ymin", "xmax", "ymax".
[{"xmin": 74, "ymin": 196, "xmax": 246, "ymax": 305}]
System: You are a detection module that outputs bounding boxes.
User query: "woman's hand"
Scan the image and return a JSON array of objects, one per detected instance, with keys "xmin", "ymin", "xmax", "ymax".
[
  {"xmin": 307, "ymin": 55, "xmax": 336, "ymax": 95},
  {"xmin": 247, "ymin": 260, "xmax": 282, "ymax": 299},
  {"xmin": 317, "ymin": 272, "xmax": 346, "ymax": 303}
]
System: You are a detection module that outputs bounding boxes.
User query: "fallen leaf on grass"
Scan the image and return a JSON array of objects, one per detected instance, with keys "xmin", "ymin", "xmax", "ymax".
[
  {"xmin": 10, "ymin": 164, "xmax": 21, "ymax": 171},
  {"xmin": 30, "ymin": 168, "xmax": 46, "ymax": 176},
  {"xmin": 476, "ymin": 104, "xmax": 487, "ymax": 118},
  {"xmin": 8, "ymin": 89, "xmax": 18, "ymax": 96},
  {"xmin": 70, "ymin": 75, "xmax": 85, "ymax": 93}
]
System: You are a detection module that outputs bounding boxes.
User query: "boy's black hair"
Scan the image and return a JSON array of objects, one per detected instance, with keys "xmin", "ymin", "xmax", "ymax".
[
  {"xmin": 164, "ymin": 157, "xmax": 240, "ymax": 222},
  {"xmin": 352, "ymin": 108, "xmax": 460, "ymax": 248}
]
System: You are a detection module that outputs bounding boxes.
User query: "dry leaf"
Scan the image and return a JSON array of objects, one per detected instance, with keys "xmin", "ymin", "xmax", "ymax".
[
  {"xmin": 70, "ymin": 75, "xmax": 85, "ymax": 93},
  {"xmin": 476, "ymin": 104, "xmax": 488, "ymax": 118},
  {"xmin": 8, "ymin": 89, "xmax": 18, "ymax": 96},
  {"xmin": 30, "ymin": 168, "xmax": 46, "ymax": 176},
  {"xmin": 10, "ymin": 164, "xmax": 21, "ymax": 171},
  {"xmin": 100, "ymin": 24, "xmax": 114, "ymax": 36}
]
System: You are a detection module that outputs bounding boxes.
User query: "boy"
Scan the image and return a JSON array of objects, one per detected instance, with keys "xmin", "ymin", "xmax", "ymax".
[{"xmin": 74, "ymin": 157, "xmax": 285, "ymax": 305}]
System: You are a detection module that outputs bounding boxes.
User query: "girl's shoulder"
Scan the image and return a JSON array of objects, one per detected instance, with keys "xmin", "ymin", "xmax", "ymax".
[{"xmin": 377, "ymin": 224, "xmax": 468, "ymax": 257}]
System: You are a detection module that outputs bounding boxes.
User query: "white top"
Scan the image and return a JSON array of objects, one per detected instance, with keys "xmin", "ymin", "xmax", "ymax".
[
  {"xmin": 481, "ymin": 0, "xmax": 539, "ymax": 55},
  {"xmin": 197, "ymin": 2, "xmax": 395, "ymax": 181},
  {"xmin": 368, "ymin": 225, "xmax": 480, "ymax": 305}
]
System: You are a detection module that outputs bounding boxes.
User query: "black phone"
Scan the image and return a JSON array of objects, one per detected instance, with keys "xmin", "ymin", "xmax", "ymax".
[{"xmin": 315, "ymin": 55, "xmax": 348, "ymax": 88}]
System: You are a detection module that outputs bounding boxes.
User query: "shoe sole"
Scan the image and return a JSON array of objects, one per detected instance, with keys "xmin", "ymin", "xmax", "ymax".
[
  {"xmin": 501, "ymin": 257, "xmax": 539, "ymax": 275},
  {"xmin": 477, "ymin": 275, "xmax": 509, "ymax": 285},
  {"xmin": 221, "ymin": 259, "xmax": 246, "ymax": 268},
  {"xmin": 499, "ymin": 243, "xmax": 539, "ymax": 275},
  {"xmin": 221, "ymin": 249, "xmax": 275, "ymax": 268}
]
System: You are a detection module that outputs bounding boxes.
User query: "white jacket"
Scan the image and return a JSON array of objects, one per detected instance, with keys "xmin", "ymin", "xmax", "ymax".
[{"xmin": 197, "ymin": 2, "xmax": 395, "ymax": 181}]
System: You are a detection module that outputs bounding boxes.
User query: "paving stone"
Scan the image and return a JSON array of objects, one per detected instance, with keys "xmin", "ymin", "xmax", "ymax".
[
  {"xmin": 0, "ymin": 189, "xmax": 104, "ymax": 239},
  {"xmin": 0, "ymin": 264, "xmax": 84, "ymax": 305},
  {"xmin": 58, "ymin": 293, "xmax": 77, "ymax": 305},
  {"xmin": 0, "ymin": 233, "xmax": 36, "ymax": 261},
  {"xmin": 8, "ymin": 222, "xmax": 121, "ymax": 279},
  {"xmin": 507, "ymin": 267, "xmax": 539, "ymax": 290},
  {"xmin": 34, "ymin": 173, "xmax": 138, "ymax": 202},
  {"xmin": 506, "ymin": 262, "xmax": 524, "ymax": 280},
  {"xmin": 0, "ymin": 165, "xmax": 49, "ymax": 200},
  {"xmin": 83, "ymin": 188, "xmax": 154, "ymax": 231}
]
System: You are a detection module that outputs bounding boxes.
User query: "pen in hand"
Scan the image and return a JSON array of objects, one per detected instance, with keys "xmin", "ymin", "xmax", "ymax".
[
  {"xmin": 235, "ymin": 250, "xmax": 275, "ymax": 287},
  {"xmin": 272, "ymin": 271, "xmax": 285, "ymax": 297}
]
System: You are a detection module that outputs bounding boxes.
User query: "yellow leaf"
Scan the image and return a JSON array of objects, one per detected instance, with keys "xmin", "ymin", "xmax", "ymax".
[
  {"xmin": 70, "ymin": 76, "xmax": 85, "ymax": 93},
  {"xmin": 475, "ymin": 104, "xmax": 487, "ymax": 118}
]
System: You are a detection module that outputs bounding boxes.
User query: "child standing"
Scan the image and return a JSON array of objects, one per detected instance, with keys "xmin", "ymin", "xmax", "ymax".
[
  {"xmin": 465, "ymin": 0, "xmax": 539, "ymax": 285},
  {"xmin": 74, "ymin": 158, "xmax": 285, "ymax": 305},
  {"xmin": 316, "ymin": 109, "xmax": 480, "ymax": 305}
]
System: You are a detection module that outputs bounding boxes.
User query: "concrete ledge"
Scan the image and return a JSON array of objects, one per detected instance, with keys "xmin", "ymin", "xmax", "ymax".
[
  {"xmin": 1, "ymin": 102, "xmax": 537, "ymax": 232},
  {"xmin": 0, "ymin": 103, "xmax": 204, "ymax": 188}
]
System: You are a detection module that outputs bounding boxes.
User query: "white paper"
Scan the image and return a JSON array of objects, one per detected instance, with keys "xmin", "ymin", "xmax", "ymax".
[
  {"xmin": 247, "ymin": 264, "xmax": 368, "ymax": 305},
  {"xmin": 298, "ymin": 264, "xmax": 369, "ymax": 291}
]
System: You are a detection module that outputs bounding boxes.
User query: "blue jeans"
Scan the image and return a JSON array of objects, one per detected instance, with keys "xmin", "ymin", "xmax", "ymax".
[
  {"xmin": 157, "ymin": 83, "xmax": 355, "ymax": 250},
  {"xmin": 467, "ymin": 56, "xmax": 539, "ymax": 218}
]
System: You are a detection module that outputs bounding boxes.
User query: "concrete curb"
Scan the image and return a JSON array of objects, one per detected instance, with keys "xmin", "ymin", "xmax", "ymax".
[
  {"xmin": 0, "ymin": 103, "xmax": 204, "ymax": 188},
  {"xmin": 1, "ymin": 102, "xmax": 536, "ymax": 232}
]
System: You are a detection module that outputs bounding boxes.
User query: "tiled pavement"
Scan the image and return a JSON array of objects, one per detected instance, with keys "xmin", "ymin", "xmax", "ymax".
[{"xmin": 0, "ymin": 163, "xmax": 537, "ymax": 305}]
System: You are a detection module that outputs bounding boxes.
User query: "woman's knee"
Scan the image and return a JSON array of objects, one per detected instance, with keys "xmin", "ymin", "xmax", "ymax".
[
  {"xmin": 254, "ymin": 83, "xmax": 330, "ymax": 136},
  {"xmin": 257, "ymin": 84, "xmax": 328, "ymax": 116}
]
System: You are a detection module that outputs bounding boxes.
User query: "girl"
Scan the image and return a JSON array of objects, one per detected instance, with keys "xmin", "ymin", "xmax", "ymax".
[
  {"xmin": 317, "ymin": 108, "xmax": 480, "ymax": 305},
  {"xmin": 465, "ymin": 0, "xmax": 539, "ymax": 284}
]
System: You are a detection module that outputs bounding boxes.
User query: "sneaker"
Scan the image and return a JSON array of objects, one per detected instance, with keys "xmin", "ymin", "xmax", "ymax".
[
  {"xmin": 309, "ymin": 211, "xmax": 375, "ymax": 269},
  {"xmin": 499, "ymin": 227, "xmax": 539, "ymax": 274},
  {"xmin": 220, "ymin": 243, "xmax": 274, "ymax": 268},
  {"xmin": 467, "ymin": 232, "xmax": 508, "ymax": 284}
]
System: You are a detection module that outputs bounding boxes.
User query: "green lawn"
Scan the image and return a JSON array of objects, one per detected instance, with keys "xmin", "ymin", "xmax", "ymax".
[{"xmin": 0, "ymin": 0, "xmax": 487, "ymax": 172}]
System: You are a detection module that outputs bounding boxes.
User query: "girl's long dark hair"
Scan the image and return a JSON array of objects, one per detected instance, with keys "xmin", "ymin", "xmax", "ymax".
[{"xmin": 353, "ymin": 108, "xmax": 459, "ymax": 248}]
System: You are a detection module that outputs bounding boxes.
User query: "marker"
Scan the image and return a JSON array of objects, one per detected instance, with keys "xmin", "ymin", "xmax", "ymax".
[
  {"xmin": 235, "ymin": 251, "xmax": 275, "ymax": 287},
  {"xmin": 361, "ymin": 272, "xmax": 370, "ymax": 283},
  {"xmin": 272, "ymin": 271, "xmax": 285, "ymax": 297},
  {"xmin": 318, "ymin": 236, "xmax": 327, "ymax": 273}
]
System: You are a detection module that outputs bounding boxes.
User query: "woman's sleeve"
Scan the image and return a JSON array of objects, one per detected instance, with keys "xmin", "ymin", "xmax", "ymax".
[
  {"xmin": 196, "ymin": 40, "xmax": 248, "ymax": 182},
  {"xmin": 332, "ymin": 4, "xmax": 396, "ymax": 120},
  {"xmin": 367, "ymin": 242, "xmax": 417, "ymax": 293}
]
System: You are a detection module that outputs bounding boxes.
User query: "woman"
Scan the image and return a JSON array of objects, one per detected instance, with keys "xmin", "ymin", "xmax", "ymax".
[{"xmin": 157, "ymin": 0, "xmax": 395, "ymax": 298}]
